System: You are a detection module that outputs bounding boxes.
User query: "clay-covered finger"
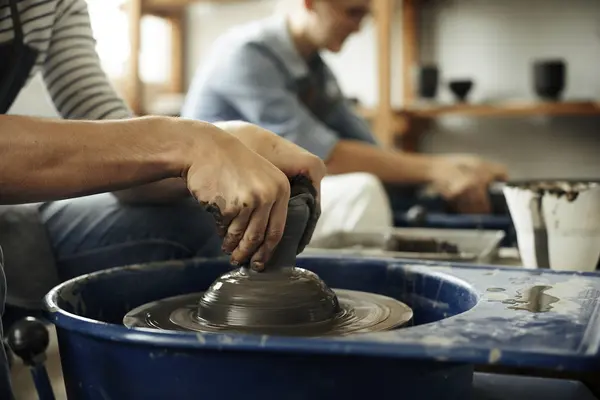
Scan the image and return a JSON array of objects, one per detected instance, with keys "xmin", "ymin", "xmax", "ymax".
[
  {"xmin": 201, "ymin": 198, "xmax": 232, "ymax": 237},
  {"xmin": 230, "ymin": 203, "xmax": 273, "ymax": 266},
  {"xmin": 215, "ymin": 210, "xmax": 236, "ymax": 238},
  {"xmin": 249, "ymin": 199, "xmax": 287, "ymax": 271},
  {"xmin": 491, "ymin": 164, "xmax": 509, "ymax": 181},
  {"xmin": 456, "ymin": 187, "xmax": 491, "ymax": 214},
  {"xmin": 222, "ymin": 206, "xmax": 252, "ymax": 256}
]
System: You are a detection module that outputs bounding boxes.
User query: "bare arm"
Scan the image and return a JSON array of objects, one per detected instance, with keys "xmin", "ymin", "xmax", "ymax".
[
  {"xmin": 0, "ymin": 115, "xmax": 190, "ymax": 204},
  {"xmin": 325, "ymin": 140, "xmax": 439, "ymax": 185},
  {"xmin": 111, "ymin": 179, "xmax": 189, "ymax": 204}
]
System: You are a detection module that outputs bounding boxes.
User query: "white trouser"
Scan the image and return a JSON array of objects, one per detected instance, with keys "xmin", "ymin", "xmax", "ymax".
[{"xmin": 311, "ymin": 173, "xmax": 393, "ymax": 240}]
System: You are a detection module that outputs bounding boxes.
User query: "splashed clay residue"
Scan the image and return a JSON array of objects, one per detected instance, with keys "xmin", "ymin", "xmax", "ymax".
[
  {"xmin": 488, "ymin": 348, "xmax": 502, "ymax": 363},
  {"xmin": 502, "ymin": 285, "xmax": 559, "ymax": 313}
]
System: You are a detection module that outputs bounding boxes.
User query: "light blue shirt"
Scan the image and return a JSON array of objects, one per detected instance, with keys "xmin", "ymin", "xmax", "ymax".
[{"xmin": 181, "ymin": 15, "xmax": 378, "ymax": 160}]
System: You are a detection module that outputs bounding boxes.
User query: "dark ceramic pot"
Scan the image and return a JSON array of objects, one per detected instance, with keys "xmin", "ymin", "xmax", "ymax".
[
  {"xmin": 533, "ymin": 60, "xmax": 566, "ymax": 101},
  {"xmin": 417, "ymin": 65, "xmax": 439, "ymax": 99},
  {"xmin": 448, "ymin": 79, "xmax": 473, "ymax": 102}
]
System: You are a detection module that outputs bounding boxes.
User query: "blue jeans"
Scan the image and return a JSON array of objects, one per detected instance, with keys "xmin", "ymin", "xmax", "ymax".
[
  {"xmin": 40, "ymin": 193, "xmax": 224, "ymax": 280},
  {"xmin": 1, "ymin": 193, "xmax": 224, "ymax": 398},
  {"xmin": 0, "ymin": 253, "xmax": 13, "ymax": 399}
]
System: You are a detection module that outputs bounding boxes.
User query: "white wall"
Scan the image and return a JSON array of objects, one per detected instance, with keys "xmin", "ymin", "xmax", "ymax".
[{"xmin": 8, "ymin": 74, "xmax": 59, "ymax": 118}]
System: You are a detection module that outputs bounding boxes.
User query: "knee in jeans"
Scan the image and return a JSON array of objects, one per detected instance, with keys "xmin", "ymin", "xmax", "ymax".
[{"xmin": 347, "ymin": 173, "xmax": 388, "ymax": 203}]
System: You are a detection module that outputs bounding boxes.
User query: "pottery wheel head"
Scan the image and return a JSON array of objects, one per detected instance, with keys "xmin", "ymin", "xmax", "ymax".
[{"xmin": 197, "ymin": 267, "xmax": 341, "ymax": 328}]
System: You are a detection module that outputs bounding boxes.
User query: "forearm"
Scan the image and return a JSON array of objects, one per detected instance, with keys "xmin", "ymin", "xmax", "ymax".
[
  {"xmin": 114, "ymin": 120, "xmax": 261, "ymax": 204},
  {"xmin": 112, "ymin": 178, "xmax": 190, "ymax": 204},
  {"xmin": 325, "ymin": 140, "xmax": 438, "ymax": 184},
  {"xmin": 0, "ymin": 115, "xmax": 189, "ymax": 204}
]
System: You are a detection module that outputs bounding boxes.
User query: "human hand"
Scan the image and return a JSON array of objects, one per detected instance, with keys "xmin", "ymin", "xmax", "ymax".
[
  {"xmin": 214, "ymin": 121, "xmax": 326, "ymax": 252},
  {"xmin": 179, "ymin": 120, "xmax": 292, "ymax": 270},
  {"xmin": 430, "ymin": 154, "xmax": 508, "ymax": 214}
]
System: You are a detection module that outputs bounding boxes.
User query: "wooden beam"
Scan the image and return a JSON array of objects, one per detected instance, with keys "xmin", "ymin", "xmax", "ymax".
[
  {"xmin": 166, "ymin": 11, "xmax": 186, "ymax": 93},
  {"xmin": 373, "ymin": 0, "xmax": 394, "ymax": 147},
  {"xmin": 127, "ymin": 0, "xmax": 143, "ymax": 114},
  {"xmin": 401, "ymin": 0, "xmax": 417, "ymax": 106}
]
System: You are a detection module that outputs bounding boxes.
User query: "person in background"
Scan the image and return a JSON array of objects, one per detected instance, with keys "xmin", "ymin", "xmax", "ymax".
[
  {"xmin": 0, "ymin": 0, "xmax": 325, "ymax": 397},
  {"xmin": 181, "ymin": 0, "xmax": 509, "ymax": 239}
]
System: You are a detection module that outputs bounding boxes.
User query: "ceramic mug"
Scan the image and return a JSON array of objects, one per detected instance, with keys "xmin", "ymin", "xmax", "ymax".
[{"xmin": 503, "ymin": 181, "xmax": 600, "ymax": 272}]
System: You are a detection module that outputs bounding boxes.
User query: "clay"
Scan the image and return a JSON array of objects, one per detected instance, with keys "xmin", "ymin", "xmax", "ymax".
[
  {"xmin": 123, "ymin": 288, "xmax": 413, "ymax": 337},
  {"xmin": 196, "ymin": 267, "xmax": 341, "ymax": 328},
  {"xmin": 386, "ymin": 237, "xmax": 459, "ymax": 254},
  {"xmin": 288, "ymin": 174, "xmax": 320, "ymax": 254},
  {"xmin": 198, "ymin": 198, "xmax": 228, "ymax": 237}
]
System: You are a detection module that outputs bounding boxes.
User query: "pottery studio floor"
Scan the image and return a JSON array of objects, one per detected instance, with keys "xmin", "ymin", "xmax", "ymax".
[{"xmin": 10, "ymin": 326, "xmax": 67, "ymax": 399}]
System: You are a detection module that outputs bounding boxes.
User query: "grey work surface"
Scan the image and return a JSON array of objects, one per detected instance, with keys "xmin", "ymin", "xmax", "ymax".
[
  {"xmin": 473, "ymin": 372, "xmax": 597, "ymax": 400},
  {"xmin": 306, "ymin": 227, "xmax": 506, "ymax": 263}
]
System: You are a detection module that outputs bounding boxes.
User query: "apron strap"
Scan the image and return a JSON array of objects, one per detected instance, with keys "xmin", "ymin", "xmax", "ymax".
[{"xmin": 0, "ymin": 0, "xmax": 38, "ymax": 114}]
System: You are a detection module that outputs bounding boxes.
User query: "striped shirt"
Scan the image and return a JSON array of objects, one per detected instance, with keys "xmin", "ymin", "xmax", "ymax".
[{"xmin": 0, "ymin": 0, "xmax": 130, "ymax": 120}]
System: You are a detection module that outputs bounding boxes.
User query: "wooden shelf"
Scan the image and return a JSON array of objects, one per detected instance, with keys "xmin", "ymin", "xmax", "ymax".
[
  {"xmin": 141, "ymin": 0, "xmax": 244, "ymax": 14},
  {"xmin": 355, "ymin": 106, "xmax": 377, "ymax": 120},
  {"xmin": 406, "ymin": 101, "xmax": 600, "ymax": 118}
]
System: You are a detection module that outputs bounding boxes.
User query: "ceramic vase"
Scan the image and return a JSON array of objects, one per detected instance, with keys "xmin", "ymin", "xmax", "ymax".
[{"xmin": 533, "ymin": 60, "xmax": 566, "ymax": 101}]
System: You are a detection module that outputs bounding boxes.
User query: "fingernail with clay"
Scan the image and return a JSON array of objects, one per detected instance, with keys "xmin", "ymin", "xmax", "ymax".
[
  {"xmin": 251, "ymin": 262, "xmax": 265, "ymax": 272},
  {"xmin": 221, "ymin": 245, "xmax": 231, "ymax": 255},
  {"xmin": 230, "ymin": 259, "xmax": 240, "ymax": 267}
]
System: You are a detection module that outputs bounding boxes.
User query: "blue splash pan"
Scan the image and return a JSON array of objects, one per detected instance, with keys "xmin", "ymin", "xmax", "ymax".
[{"xmin": 44, "ymin": 256, "xmax": 600, "ymax": 400}]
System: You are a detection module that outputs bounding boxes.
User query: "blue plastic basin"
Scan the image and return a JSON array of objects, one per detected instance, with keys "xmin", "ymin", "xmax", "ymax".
[{"xmin": 44, "ymin": 256, "xmax": 600, "ymax": 399}]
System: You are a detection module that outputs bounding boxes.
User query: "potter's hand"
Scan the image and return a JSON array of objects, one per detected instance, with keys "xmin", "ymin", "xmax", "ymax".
[
  {"xmin": 182, "ymin": 120, "xmax": 291, "ymax": 268},
  {"xmin": 214, "ymin": 121, "xmax": 326, "ymax": 252},
  {"xmin": 430, "ymin": 155, "xmax": 508, "ymax": 214}
]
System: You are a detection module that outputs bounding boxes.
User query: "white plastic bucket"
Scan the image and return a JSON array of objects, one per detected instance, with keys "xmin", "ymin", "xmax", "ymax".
[{"xmin": 503, "ymin": 181, "xmax": 600, "ymax": 272}]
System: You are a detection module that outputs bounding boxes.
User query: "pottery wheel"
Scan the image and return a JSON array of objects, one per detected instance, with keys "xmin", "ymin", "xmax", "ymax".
[{"xmin": 124, "ymin": 177, "xmax": 413, "ymax": 337}]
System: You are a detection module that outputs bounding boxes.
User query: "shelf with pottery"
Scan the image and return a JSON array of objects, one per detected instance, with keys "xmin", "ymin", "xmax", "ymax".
[
  {"xmin": 390, "ymin": 1, "xmax": 600, "ymax": 151},
  {"xmin": 405, "ymin": 101, "xmax": 600, "ymax": 118}
]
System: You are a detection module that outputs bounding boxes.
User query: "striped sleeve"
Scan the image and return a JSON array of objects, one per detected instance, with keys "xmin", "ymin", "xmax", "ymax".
[{"xmin": 41, "ymin": 0, "xmax": 131, "ymax": 120}]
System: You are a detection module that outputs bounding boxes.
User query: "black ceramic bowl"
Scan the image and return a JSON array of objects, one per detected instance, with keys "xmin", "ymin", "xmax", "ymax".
[
  {"xmin": 448, "ymin": 80, "xmax": 474, "ymax": 102},
  {"xmin": 533, "ymin": 59, "xmax": 566, "ymax": 101}
]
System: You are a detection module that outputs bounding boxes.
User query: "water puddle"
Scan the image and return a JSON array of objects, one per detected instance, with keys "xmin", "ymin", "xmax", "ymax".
[{"xmin": 501, "ymin": 285, "xmax": 559, "ymax": 313}]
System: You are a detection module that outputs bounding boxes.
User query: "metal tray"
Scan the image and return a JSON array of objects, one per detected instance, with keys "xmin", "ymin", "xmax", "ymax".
[{"xmin": 305, "ymin": 227, "xmax": 506, "ymax": 263}]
